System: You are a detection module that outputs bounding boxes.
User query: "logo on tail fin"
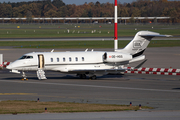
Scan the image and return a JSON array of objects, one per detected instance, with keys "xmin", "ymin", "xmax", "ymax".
[{"xmin": 133, "ymin": 41, "xmax": 143, "ymax": 48}]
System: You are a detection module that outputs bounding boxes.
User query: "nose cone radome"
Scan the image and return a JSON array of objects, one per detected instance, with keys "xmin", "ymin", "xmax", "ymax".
[{"xmin": 6, "ymin": 64, "xmax": 12, "ymax": 69}]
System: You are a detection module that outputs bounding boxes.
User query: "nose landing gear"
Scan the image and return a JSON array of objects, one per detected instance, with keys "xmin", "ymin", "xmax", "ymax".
[{"xmin": 21, "ymin": 72, "xmax": 28, "ymax": 81}]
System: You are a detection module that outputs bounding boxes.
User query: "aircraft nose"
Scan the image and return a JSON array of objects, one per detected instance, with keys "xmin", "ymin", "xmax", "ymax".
[{"xmin": 6, "ymin": 64, "xmax": 12, "ymax": 69}]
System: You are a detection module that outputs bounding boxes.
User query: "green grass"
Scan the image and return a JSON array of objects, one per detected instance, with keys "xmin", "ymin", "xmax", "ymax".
[
  {"xmin": 0, "ymin": 29, "xmax": 180, "ymax": 38},
  {"xmin": 0, "ymin": 23, "xmax": 180, "ymax": 38},
  {"xmin": 0, "ymin": 100, "xmax": 152, "ymax": 114},
  {"xmin": 0, "ymin": 40, "xmax": 180, "ymax": 49},
  {"xmin": 0, "ymin": 24, "xmax": 179, "ymax": 48}
]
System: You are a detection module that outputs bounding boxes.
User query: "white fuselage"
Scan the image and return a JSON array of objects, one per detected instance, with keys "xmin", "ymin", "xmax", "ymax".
[{"xmin": 7, "ymin": 51, "xmax": 132, "ymax": 73}]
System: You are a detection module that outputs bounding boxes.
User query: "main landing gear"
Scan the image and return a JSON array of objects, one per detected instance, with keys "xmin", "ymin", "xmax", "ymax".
[
  {"xmin": 77, "ymin": 74, "xmax": 97, "ymax": 80},
  {"xmin": 89, "ymin": 75, "xmax": 97, "ymax": 80},
  {"xmin": 21, "ymin": 72, "xmax": 28, "ymax": 81},
  {"xmin": 79, "ymin": 74, "xmax": 87, "ymax": 79}
]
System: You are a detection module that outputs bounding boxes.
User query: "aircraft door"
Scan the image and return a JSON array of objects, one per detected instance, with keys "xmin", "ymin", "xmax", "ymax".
[{"xmin": 38, "ymin": 54, "xmax": 44, "ymax": 69}]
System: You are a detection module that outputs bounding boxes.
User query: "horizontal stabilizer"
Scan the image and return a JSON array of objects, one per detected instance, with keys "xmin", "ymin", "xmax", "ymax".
[{"xmin": 139, "ymin": 34, "xmax": 172, "ymax": 38}]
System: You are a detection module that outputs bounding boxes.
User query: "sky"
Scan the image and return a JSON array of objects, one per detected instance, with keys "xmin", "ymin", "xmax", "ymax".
[{"xmin": 0, "ymin": 0, "xmax": 178, "ymax": 5}]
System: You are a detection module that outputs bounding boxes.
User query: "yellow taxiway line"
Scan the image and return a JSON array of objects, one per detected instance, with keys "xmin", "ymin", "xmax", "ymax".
[{"xmin": 0, "ymin": 93, "xmax": 37, "ymax": 95}]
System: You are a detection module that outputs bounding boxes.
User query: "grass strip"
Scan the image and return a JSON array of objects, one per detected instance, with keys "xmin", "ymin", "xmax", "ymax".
[
  {"xmin": 0, "ymin": 100, "xmax": 152, "ymax": 114},
  {"xmin": 0, "ymin": 26, "xmax": 180, "ymax": 38}
]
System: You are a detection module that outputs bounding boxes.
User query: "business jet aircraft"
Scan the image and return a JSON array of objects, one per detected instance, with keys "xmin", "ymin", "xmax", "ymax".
[{"xmin": 6, "ymin": 31, "xmax": 170, "ymax": 80}]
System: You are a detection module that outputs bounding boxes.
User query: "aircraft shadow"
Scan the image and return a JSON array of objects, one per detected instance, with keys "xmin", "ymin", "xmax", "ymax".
[
  {"xmin": 172, "ymin": 88, "xmax": 180, "ymax": 90},
  {"xmin": 3, "ymin": 74, "xmax": 127, "ymax": 81}
]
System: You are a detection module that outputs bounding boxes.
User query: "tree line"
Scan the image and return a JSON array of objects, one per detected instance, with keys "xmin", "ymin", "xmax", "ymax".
[{"xmin": 0, "ymin": 0, "xmax": 179, "ymax": 23}]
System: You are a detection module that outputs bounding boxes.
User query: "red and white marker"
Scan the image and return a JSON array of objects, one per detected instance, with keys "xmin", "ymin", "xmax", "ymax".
[
  {"xmin": 125, "ymin": 67, "xmax": 180, "ymax": 73},
  {"xmin": 125, "ymin": 71, "xmax": 180, "ymax": 76},
  {"xmin": 114, "ymin": 0, "xmax": 118, "ymax": 51},
  {"xmin": 2, "ymin": 62, "xmax": 11, "ymax": 68},
  {"xmin": 124, "ymin": 67, "xmax": 180, "ymax": 76}
]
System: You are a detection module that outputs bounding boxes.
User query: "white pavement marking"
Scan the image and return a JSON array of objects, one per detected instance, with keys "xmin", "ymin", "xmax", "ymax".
[{"xmin": 0, "ymin": 80, "xmax": 180, "ymax": 93}]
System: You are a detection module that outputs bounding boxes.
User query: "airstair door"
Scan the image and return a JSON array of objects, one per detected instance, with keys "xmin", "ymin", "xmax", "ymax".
[{"xmin": 38, "ymin": 54, "xmax": 44, "ymax": 69}]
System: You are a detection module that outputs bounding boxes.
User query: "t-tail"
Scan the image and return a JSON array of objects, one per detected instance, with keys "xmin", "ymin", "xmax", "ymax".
[{"xmin": 115, "ymin": 31, "xmax": 171, "ymax": 62}]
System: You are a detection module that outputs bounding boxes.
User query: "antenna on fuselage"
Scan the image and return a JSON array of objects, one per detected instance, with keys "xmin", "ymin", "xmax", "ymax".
[
  {"xmin": 51, "ymin": 49, "xmax": 54, "ymax": 52},
  {"xmin": 85, "ymin": 49, "xmax": 88, "ymax": 52},
  {"xmin": 114, "ymin": 0, "xmax": 118, "ymax": 51}
]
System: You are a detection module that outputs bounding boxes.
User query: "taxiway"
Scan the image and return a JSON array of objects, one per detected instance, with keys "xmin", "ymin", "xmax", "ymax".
[{"xmin": 0, "ymin": 47, "xmax": 180, "ymax": 119}]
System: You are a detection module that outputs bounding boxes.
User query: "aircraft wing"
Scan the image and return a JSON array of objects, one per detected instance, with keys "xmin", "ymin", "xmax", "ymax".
[
  {"xmin": 66, "ymin": 68, "xmax": 127, "ymax": 74},
  {"xmin": 60, "ymin": 59, "xmax": 148, "ymax": 74}
]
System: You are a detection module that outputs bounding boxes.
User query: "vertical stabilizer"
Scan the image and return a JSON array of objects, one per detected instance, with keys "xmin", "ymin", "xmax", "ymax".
[
  {"xmin": 115, "ymin": 31, "xmax": 171, "ymax": 57},
  {"xmin": 114, "ymin": 0, "xmax": 118, "ymax": 51}
]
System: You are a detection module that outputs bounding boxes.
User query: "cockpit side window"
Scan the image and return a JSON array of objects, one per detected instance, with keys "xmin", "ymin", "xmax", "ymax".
[
  {"xmin": 19, "ymin": 56, "xmax": 27, "ymax": 59},
  {"xmin": 19, "ymin": 55, "xmax": 33, "ymax": 59},
  {"xmin": 26, "ymin": 56, "xmax": 33, "ymax": 59}
]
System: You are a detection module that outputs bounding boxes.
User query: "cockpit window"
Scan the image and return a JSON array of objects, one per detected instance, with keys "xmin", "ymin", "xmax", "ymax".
[
  {"xmin": 19, "ymin": 56, "xmax": 26, "ymax": 59},
  {"xmin": 26, "ymin": 56, "xmax": 33, "ymax": 59},
  {"xmin": 19, "ymin": 55, "xmax": 33, "ymax": 59}
]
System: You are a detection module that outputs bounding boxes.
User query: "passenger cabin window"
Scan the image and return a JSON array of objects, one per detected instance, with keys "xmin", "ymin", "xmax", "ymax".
[
  {"xmin": 75, "ymin": 57, "xmax": 78, "ymax": 61},
  {"xmin": 69, "ymin": 57, "xmax": 72, "ymax": 62},
  {"xmin": 63, "ymin": 58, "xmax": 65, "ymax": 62},
  {"xmin": 82, "ymin": 57, "xmax": 84, "ymax": 61},
  {"xmin": 57, "ymin": 58, "xmax": 59, "ymax": 62},
  {"xmin": 51, "ymin": 58, "xmax": 53, "ymax": 62}
]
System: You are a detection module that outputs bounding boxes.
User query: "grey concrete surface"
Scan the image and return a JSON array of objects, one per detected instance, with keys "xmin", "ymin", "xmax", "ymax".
[
  {"xmin": 0, "ymin": 111, "xmax": 180, "ymax": 120},
  {"xmin": 0, "ymin": 47, "xmax": 180, "ymax": 119}
]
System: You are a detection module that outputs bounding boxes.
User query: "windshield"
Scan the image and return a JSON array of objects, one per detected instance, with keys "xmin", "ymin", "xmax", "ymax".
[{"xmin": 19, "ymin": 55, "xmax": 33, "ymax": 60}]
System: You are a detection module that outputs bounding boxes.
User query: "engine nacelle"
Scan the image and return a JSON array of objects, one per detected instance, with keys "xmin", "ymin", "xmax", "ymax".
[{"xmin": 103, "ymin": 52, "xmax": 132, "ymax": 63}]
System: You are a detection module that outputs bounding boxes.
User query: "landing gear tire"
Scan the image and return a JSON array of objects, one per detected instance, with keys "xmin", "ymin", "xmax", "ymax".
[
  {"xmin": 21, "ymin": 78, "xmax": 28, "ymax": 81},
  {"xmin": 79, "ymin": 74, "xmax": 86, "ymax": 79},
  {"xmin": 90, "ymin": 75, "xmax": 97, "ymax": 80},
  {"xmin": 22, "ymin": 72, "xmax": 28, "ymax": 81}
]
